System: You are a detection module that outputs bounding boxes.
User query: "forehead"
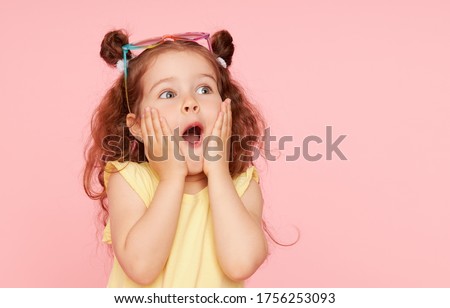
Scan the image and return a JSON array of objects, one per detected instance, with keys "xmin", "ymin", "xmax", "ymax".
[{"xmin": 144, "ymin": 50, "xmax": 216, "ymax": 83}]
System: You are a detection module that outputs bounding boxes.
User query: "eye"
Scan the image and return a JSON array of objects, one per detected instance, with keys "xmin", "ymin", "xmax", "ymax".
[
  {"xmin": 196, "ymin": 86, "xmax": 212, "ymax": 95},
  {"xmin": 159, "ymin": 90, "xmax": 176, "ymax": 99}
]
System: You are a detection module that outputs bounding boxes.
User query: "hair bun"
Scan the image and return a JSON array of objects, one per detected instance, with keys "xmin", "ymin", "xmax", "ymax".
[
  {"xmin": 211, "ymin": 30, "xmax": 234, "ymax": 67},
  {"xmin": 100, "ymin": 30, "xmax": 130, "ymax": 67}
]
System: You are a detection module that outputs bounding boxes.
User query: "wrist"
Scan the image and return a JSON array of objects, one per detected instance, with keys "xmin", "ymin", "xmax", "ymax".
[
  {"xmin": 158, "ymin": 172, "xmax": 186, "ymax": 183},
  {"xmin": 205, "ymin": 165, "xmax": 230, "ymax": 179}
]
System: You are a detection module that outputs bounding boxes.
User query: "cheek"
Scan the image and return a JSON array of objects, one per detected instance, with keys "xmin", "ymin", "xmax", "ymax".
[
  {"xmin": 202, "ymin": 101, "xmax": 221, "ymax": 123},
  {"xmin": 152, "ymin": 105, "xmax": 178, "ymax": 131}
]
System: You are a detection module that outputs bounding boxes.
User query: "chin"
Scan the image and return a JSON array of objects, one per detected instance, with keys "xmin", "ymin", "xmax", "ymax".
[
  {"xmin": 181, "ymin": 140, "xmax": 205, "ymax": 176},
  {"xmin": 186, "ymin": 158, "xmax": 204, "ymax": 175}
]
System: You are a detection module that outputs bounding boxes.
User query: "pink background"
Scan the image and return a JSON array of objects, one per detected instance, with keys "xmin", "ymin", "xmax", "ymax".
[{"xmin": 0, "ymin": 0, "xmax": 449, "ymax": 287}]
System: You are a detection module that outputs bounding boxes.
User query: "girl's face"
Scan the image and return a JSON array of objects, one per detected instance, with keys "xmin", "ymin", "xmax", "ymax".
[{"xmin": 139, "ymin": 50, "xmax": 222, "ymax": 175}]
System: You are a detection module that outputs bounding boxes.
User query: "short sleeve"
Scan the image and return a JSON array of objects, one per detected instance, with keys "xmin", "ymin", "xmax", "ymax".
[
  {"xmin": 232, "ymin": 166, "xmax": 260, "ymax": 197},
  {"xmin": 102, "ymin": 161, "xmax": 159, "ymax": 244}
]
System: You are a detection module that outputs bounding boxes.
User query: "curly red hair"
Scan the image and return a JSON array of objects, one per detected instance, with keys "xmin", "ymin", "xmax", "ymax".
[{"xmin": 84, "ymin": 29, "xmax": 266, "ymax": 228}]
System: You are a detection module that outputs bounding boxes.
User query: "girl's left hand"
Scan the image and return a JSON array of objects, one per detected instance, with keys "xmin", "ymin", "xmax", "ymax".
[{"xmin": 203, "ymin": 98, "xmax": 232, "ymax": 177}]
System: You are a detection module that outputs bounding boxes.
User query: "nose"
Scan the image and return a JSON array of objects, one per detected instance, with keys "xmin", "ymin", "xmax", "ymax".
[{"xmin": 181, "ymin": 96, "xmax": 200, "ymax": 114}]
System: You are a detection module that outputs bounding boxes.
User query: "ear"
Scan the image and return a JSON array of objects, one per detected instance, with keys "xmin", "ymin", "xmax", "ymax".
[{"xmin": 126, "ymin": 113, "xmax": 142, "ymax": 141}]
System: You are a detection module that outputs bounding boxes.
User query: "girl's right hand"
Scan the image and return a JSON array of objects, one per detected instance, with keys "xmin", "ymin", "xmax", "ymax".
[{"xmin": 141, "ymin": 107, "xmax": 188, "ymax": 182}]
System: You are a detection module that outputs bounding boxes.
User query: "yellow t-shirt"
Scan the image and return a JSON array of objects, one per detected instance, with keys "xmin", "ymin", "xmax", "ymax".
[{"xmin": 102, "ymin": 161, "xmax": 259, "ymax": 288}]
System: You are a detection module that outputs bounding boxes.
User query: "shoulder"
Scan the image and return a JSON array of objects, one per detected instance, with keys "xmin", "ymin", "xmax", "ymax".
[
  {"xmin": 104, "ymin": 161, "xmax": 158, "ymax": 185},
  {"xmin": 106, "ymin": 168, "xmax": 146, "ymax": 208},
  {"xmin": 232, "ymin": 166, "xmax": 260, "ymax": 197},
  {"xmin": 104, "ymin": 161, "xmax": 159, "ymax": 207},
  {"xmin": 235, "ymin": 166, "xmax": 264, "ymax": 220}
]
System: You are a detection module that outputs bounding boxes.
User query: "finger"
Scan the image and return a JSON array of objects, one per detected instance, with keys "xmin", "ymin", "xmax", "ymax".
[
  {"xmin": 227, "ymin": 99, "xmax": 232, "ymax": 137},
  {"xmin": 160, "ymin": 116, "xmax": 171, "ymax": 136},
  {"xmin": 222, "ymin": 101, "xmax": 228, "ymax": 140},
  {"xmin": 162, "ymin": 117, "xmax": 182, "ymax": 158},
  {"xmin": 144, "ymin": 106, "xmax": 158, "ymax": 148},
  {"xmin": 151, "ymin": 108, "xmax": 163, "ymax": 142},
  {"xmin": 140, "ymin": 111, "xmax": 149, "ymax": 152},
  {"xmin": 224, "ymin": 100, "xmax": 232, "ymax": 160},
  {"xmin": 144, "ymin": 106, "xmax": 155, "ymax": 136},
  {"xmin": 157, "ymin": 116, "xmax": 171, "ymax": 154},
  {"xmin": 212, "ymin": 111, "xmax": 224, "ymax": 137}
]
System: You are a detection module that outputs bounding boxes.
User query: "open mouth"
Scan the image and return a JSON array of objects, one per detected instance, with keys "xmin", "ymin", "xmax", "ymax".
[{"xmin": 182, "ymin": 123, "xmax": 203, "ymax": 145}]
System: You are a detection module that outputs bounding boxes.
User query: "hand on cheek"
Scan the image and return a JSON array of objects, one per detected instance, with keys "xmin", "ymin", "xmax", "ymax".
[
  {"xmin": 141, "ymin": 107, "xmax": 188, "ymax": 181},
  {"xmin": 203, "ymin": 98, "xmax": 232, "ymax": 177}
]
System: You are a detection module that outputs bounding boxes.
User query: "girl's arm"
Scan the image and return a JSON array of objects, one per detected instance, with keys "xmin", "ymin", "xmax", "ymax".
[
  {"xmin": 207, "ymin": 169, "xmax": 268, "ymax": 282},
  {"xmin": 107, "ymin": 173, "xmax": 184, "ymax": 285},
  {"xmin": 204, "ymin": 99, "xmax": 268, "ymax": 281},
  {"xmin": 108, "ymin": 107, "xmax": 187, "ymax": 285}
]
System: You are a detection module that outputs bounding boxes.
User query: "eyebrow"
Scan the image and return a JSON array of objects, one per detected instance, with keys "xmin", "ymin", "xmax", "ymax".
[
  {"xmin": 199, "ymin": 74, "xmax": 217, "ymax": 83},
  {"xmin": 149, "ymin": 74, "xmax": 217, "ymax": 94},
  {"xmin": 149, "ymin": 77, "xmax": 175, "ymax": 94}
]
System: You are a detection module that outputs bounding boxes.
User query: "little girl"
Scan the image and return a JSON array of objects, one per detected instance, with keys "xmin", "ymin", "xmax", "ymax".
[{"xmin": 84, "ymin": 29, "xmax": 268, "ymax": 287}]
